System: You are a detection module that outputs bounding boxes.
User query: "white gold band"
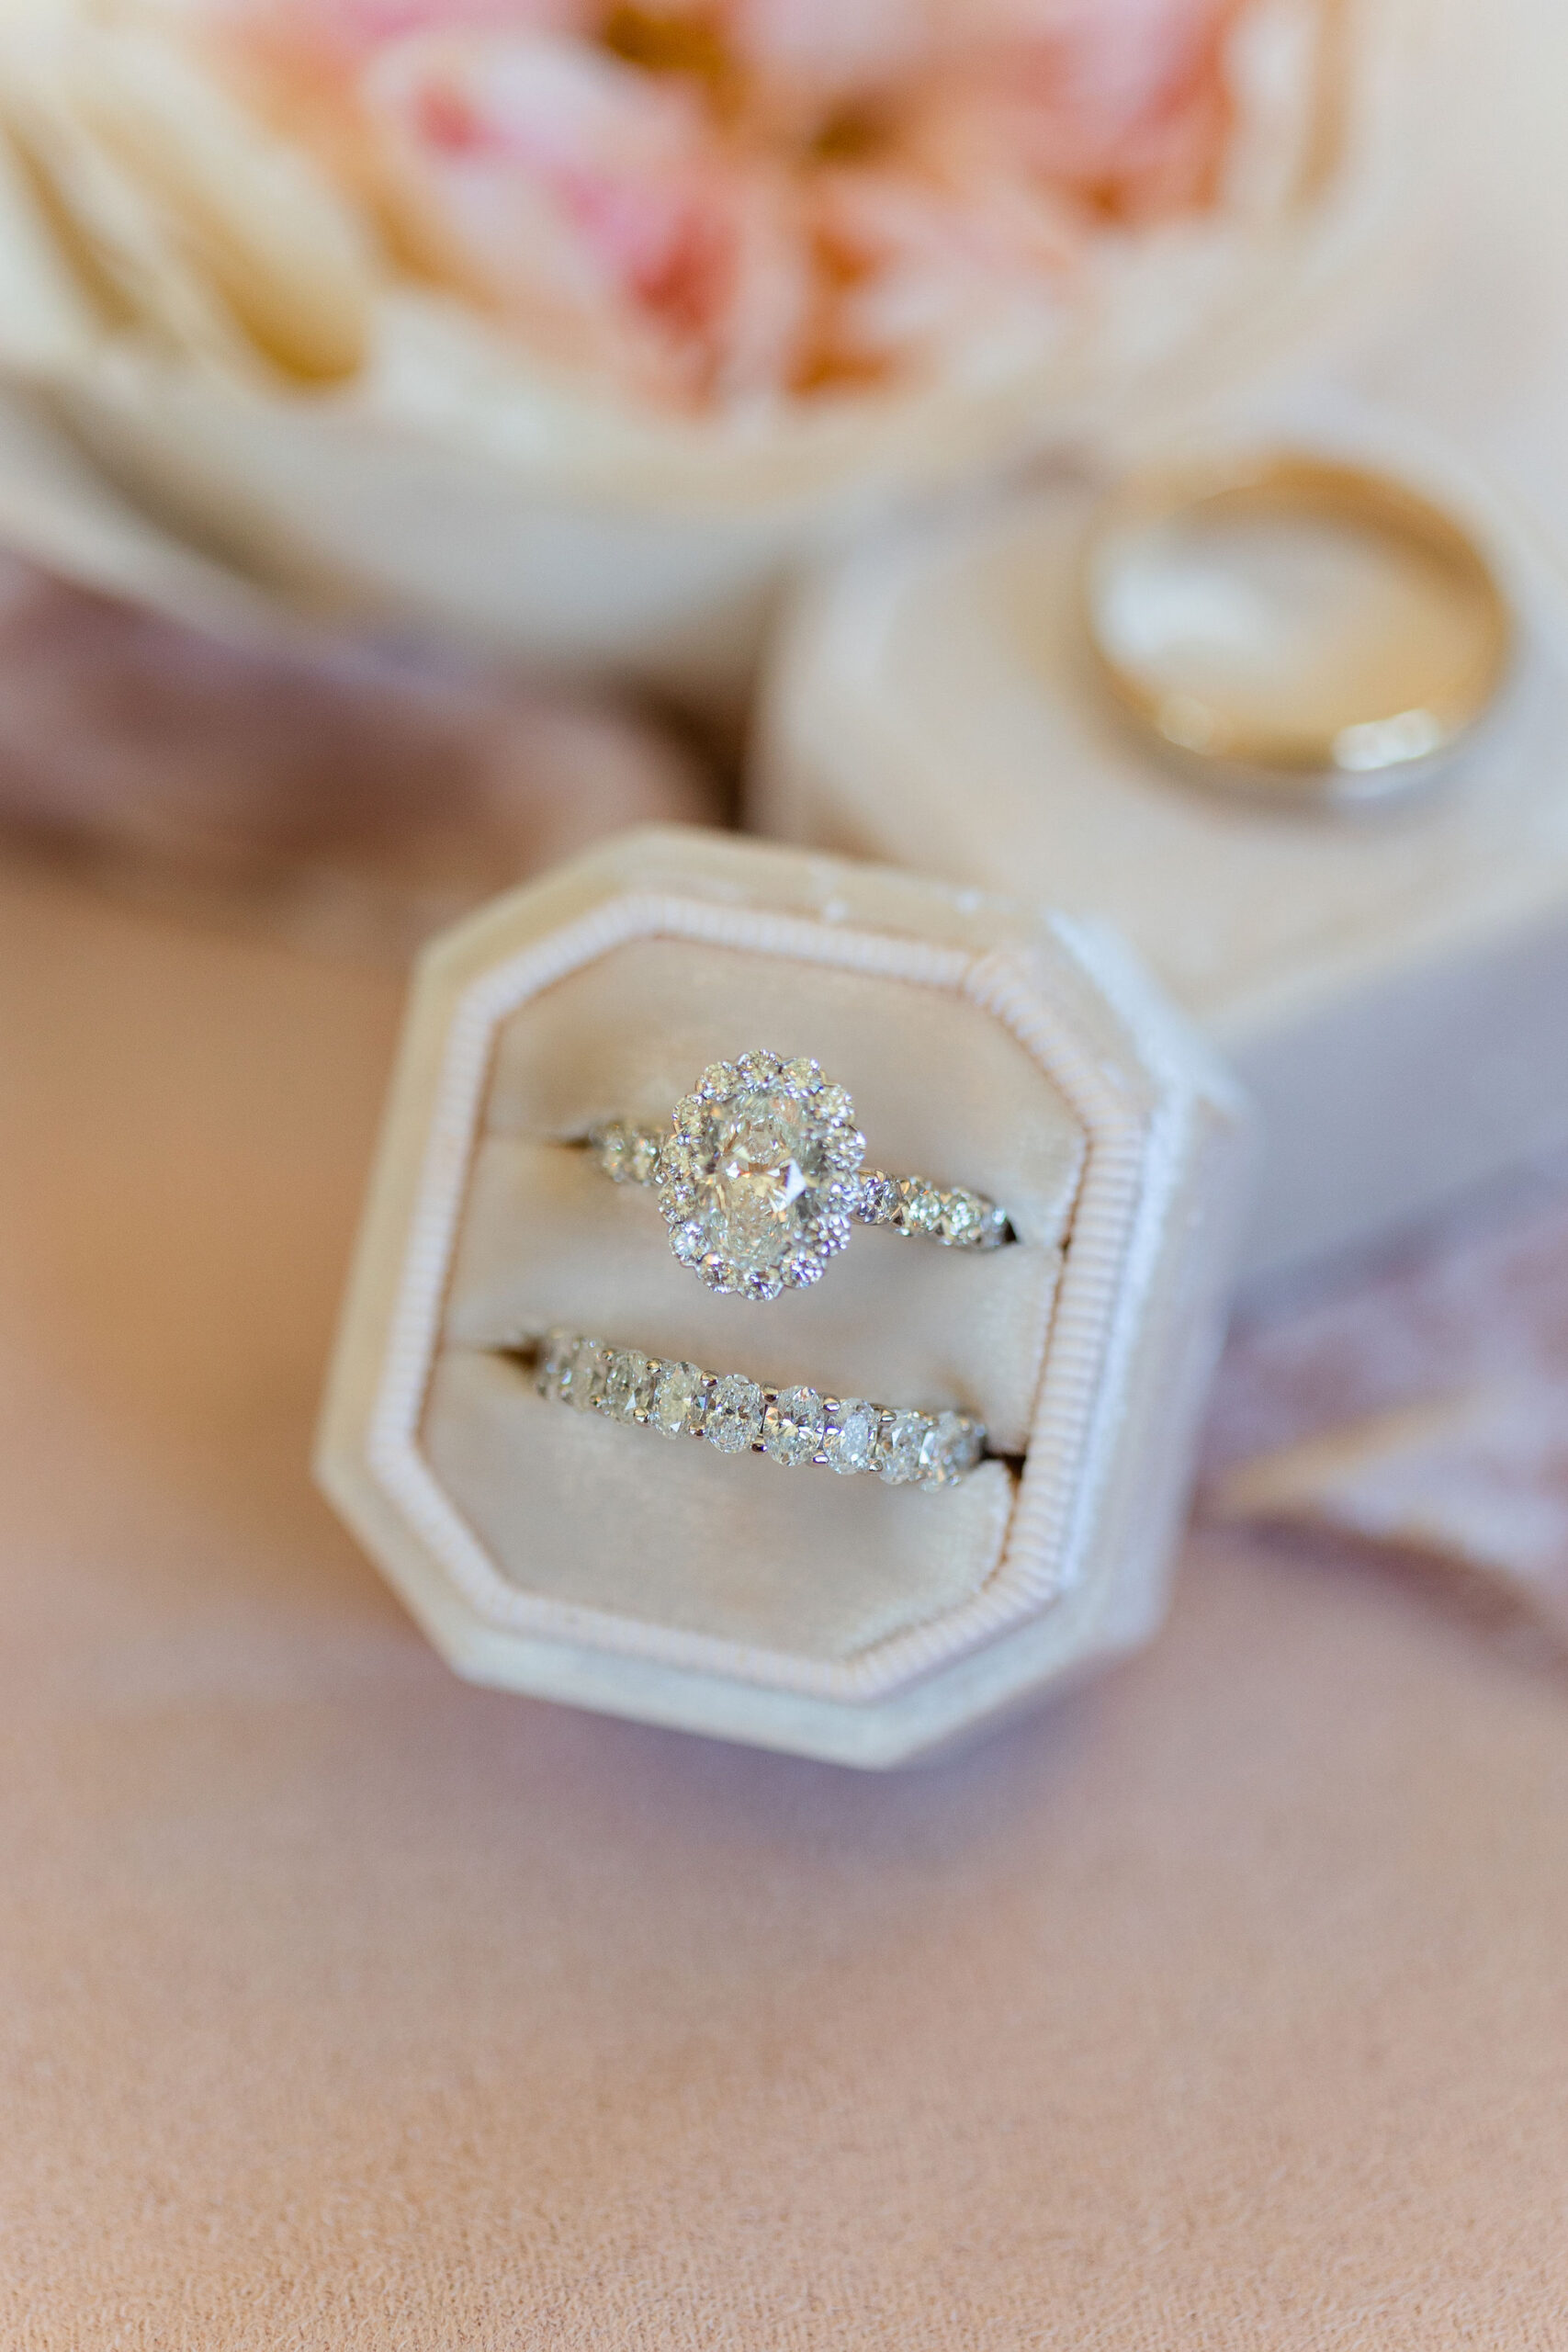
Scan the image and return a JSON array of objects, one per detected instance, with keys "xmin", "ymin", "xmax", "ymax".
[
  {"xmin": 592, "ymin": 1122, "xmax": 1010, "ymax": 1250},
  {"xmin": 533, "ymin": 1329, "xmax": 988, "ymax": 1490}
]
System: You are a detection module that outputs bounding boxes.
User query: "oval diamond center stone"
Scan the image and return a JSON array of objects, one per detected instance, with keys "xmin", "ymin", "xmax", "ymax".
[{"xmin": 697, "ymin": 1089, "xmax": 825, "ymax": 1273}]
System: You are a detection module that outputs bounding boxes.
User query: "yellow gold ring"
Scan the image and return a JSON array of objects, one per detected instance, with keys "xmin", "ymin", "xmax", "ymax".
[{"xmin": 1080, "ymin": 451, "xmax": 1515, "ymax": 809}]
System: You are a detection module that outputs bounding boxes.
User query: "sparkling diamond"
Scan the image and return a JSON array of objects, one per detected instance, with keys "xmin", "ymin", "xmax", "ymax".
[
  {"xmin": 896, "ymin": 1179, "xmax": 943, "ymax": 1238},
  {"xmin": 592, "ymin": 1124, "xmax": 631, "ymax": 1182},
  {"xmin": 939, "ymin": 1190, "xmax": 985, "ymax": 1245},
  {"xmin": 566, "ymin": 1339, "xmax": 609, "ymax": 1412},
  {"xmin": 650, "ymin": 1361, "xmax": 704, "ymax": 1438},
  {"xmin": 762, "ymin": 1385, "xmax": 826, "ymax": 1467},
  {"xmin": 658, "ymin": 1055, "xmax": 862, "ymax": 1295},
  {"xmin": 626, "ymin": 1132, "xmax": 660, "ymax": 1184},
  {"xmin": 705, "ymin": 1374, "xmax": 764, "ymax": 1453},
  {"xmin": 604, "ymin": 1349, "xmax": 649, "ymax": 1423},
  {"xmin": 823, "ymin": 1126, "xmax": 866, "ymax": 1173},
  {"xmin": 782, "ymin": 1057, "xmax": 821, "ymax": 1092},
  {"xmin": 823, "ymin": 1398, "xmax": 880, "ymax": 1476},
  {"xmin": 919, "ymin": 1410, "xmax": 985, "ymax": 1488},
  {"xmin": 782, "ymin": 1247, "xmax": 825, "ymax": 1289},
  {"xmin": 855, "ymin": 1174, "xmax": 897, "ymax": 1225},
  {"xmin": 879, "ymin": 1409, "xmax": 929, "ymax": 1484},
  {"xmin": 536, "ymin": 1329, "xmax": 573, "ymax": 1400}
]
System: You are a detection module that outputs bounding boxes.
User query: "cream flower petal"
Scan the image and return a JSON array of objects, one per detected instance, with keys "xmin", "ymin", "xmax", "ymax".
[{"xmin": 363, "ymin": 30, "xmax": 812, "ymax": 402}]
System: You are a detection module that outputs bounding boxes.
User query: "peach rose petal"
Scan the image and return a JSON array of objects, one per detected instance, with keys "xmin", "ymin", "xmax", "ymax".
[
  {"xmin": 362, "ymin": 31, "xmax": 811, "ymax": 401},
  {"xmin": 723, "ymin": 0, "xmax": 942, "ymax": 114},
  {"xmin": 67, "ymin": 22, "xmax": 376, "ymax": 379},
  {"xmin": 183, "ymin": 0, "xmax": 1253, "ymax": 407},
  {"xmin": 808, "ymin": 149, "xmax": 1076, "ymax": 384}
]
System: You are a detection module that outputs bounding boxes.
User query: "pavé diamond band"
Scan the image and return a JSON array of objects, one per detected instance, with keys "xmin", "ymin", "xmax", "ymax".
[
  {"xmin": 532, "ymin": 1329, "xmax": 988, "ymax": 1490},
  {"xmin": 588, "ymin": 1049, "xmax": 1013, "ymax": 1303}
]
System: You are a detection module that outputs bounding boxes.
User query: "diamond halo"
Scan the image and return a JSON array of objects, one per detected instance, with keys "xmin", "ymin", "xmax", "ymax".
[
  {"xmin": 589, "ymin": 1049, "xmax": 1013, "ymax": 1300},
  {"xmin": 654, "ymin": 1050, "xmax": 863, "ymax": 1302}
]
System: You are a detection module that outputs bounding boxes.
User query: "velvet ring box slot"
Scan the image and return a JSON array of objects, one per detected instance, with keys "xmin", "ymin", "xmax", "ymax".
[{"xmin": 318, "ymin": 828, "xmax": 1253, "ymax": 1765}]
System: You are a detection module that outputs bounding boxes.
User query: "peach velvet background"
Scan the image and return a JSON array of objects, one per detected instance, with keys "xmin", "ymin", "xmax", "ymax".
[{"xmin": 5, "ymin": 856, "xmax": 1568, "ymax": 2349}]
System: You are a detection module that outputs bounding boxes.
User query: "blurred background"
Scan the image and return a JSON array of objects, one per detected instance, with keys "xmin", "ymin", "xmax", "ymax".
[{"xmin": 6, "ymin": 3, "xmax": 1568, "ymax": 2342}]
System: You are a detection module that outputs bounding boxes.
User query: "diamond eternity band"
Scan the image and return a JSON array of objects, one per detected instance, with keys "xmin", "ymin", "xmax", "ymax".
[
  {"xmin": 588, "ymin": 1048, "xmax": 1013, "ymax": 1304},
  {"xmin": 532, "ymin": 1329, "xmax": 988, "ymax": 1490}
]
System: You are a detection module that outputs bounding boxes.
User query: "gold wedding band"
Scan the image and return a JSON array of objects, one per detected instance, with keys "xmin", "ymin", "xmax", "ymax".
[{"xmin": 1080, "ymin": 451, "xmax": 1514, "ymax": 808}]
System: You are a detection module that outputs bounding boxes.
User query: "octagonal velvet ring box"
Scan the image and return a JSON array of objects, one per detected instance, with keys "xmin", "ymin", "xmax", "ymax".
[{"xmin": 318, "ymin": 828, "xmax": 1254, "ymax": 1766}]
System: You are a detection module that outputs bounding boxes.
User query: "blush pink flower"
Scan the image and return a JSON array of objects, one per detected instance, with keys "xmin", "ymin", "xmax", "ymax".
[
  {"xmin": 363, "ymin": 33, "xmax": 811, "ymax": 400},
  {"xmin": 919, "ymin": 0, "xmax": 1247, "ymax": 220},
  {"xmin": 202, "ymin": 0, "xmax": 1272, "ymax": 409}
]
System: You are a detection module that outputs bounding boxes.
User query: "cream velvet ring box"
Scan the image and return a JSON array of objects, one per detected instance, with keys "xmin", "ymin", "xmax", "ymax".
[
  {"xmin": 317, "ymin": 827, "xmax": 1253, "ymax": 1767},
  {"xmin": 750, "ymin": 414, "xmax": 1568, "ymax": 1287}
]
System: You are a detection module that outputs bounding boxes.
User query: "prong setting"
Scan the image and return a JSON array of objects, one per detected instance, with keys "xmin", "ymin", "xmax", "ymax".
[
  {"xmin": 589, "ymin": 1053, "xmax": 1015, "ymax": 1298},
  {"xmin": 532, "ymin": 1332, "xmax": 987, "ymax": 1490},
  {"xmin": 652, "ymin": 1050, "xmax": 863, "ymax": 1300}
]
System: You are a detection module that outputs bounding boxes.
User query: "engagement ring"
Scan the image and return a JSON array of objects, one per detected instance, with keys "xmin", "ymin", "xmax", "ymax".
[
  {"xmin": 587, "ymin": 1049, "xmax": 1012, "ymax": 1302},
  {"xmin": 531, "ymin": 1329, "xmax": 988, "ymax": 1490}
]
